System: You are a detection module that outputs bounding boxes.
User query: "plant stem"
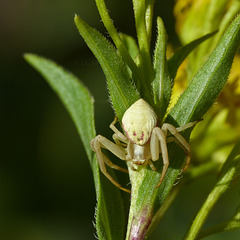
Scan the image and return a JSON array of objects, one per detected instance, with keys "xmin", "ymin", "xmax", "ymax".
[
  {"xmin": 95, "ymin": 0, "xmax": 143, "ymax": 84},
  {"xmin": 184, "ymin": 152, "xmax": 240, "ymax": 239},
  {"xmin": 145, "ymin": 0, "xmax": 155, "ymax": 44},
  {"xmin": 132, "ymin": 0, "xmax": 153, "ymax": 91}
]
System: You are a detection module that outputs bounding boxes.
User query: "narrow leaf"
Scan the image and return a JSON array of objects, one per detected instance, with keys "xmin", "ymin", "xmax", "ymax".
[
  {"xmin": 24, "ymin": 54, "xmax": 126, "ymax": 240},
  {"xmin": 120, "ymin": 33, "xmax": 142, "ymax": 91},
  {"xmin": 145, "ymin": 14, "xmax": 240, "ymax": 237},
  {"xmin": 198, "ymin": 203, "xmax": 240, "ymax": 239},
  {"xmin": 169, "ymin": 14, "xmax": 240, "ymax": 126},
  {"xmin": 152, "ymin": 17, "xmax": 171, "ymax": 121},
  {"xmin": 132, "ymin": 0, "xmax": 154, "ymax": 102},
  {"xmin": 168, "ymin": 30, "xmax": 218, "ymax": 81},
  {"xmin": 74, "ymin": 15, "xmax": 140, "ymax": 120},
  {"xmin": 184, "ymin": 140, "xmax": 240, "ymax": 240},
  {"xmin": 94, "ymin": 0, "xmax": 143, "ymax": 89},
  {"xmin": 145, "ymin": 0, "xmax": 155, "ymax": 44},
  {"xmin": 95, "ymin": 167, "xmax": 126, "ymax": 240},
  {"xmin": 160, "ymin": 14, "xmax": 240, "ymax": 208},
  {"xmin": 120, "ymin": 33, "xmax": 139, "ymax": 61},
  {"xmin": 24, "ymin": 53, "xmax": 95, "ymax": 163}
]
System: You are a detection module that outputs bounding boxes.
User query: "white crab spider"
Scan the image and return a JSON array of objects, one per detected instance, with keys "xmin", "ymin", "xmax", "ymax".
[{"xmin": 91, "ymin": 98, "xmax": 197, "ymax": 193}]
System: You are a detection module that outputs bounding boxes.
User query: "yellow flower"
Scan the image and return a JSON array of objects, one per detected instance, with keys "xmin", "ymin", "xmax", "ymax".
[
  {"xmin": 174, "ymin": 0, "xmax": 239, "ymax": 44},
  {"xmin": 174, "ymin": 0, "xmax": 212, "ymax": 43},
  {"xmin": 169, "ymin": 58, "xmax": 188, "ymax": 109}
]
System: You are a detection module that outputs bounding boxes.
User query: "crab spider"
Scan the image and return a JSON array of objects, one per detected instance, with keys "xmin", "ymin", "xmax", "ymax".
[{"xmin": 91, "ymin": 98, "xmax": 197, "ymax": 193}]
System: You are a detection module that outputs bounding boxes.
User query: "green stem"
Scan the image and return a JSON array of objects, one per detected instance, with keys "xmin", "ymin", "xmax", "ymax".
[
  {"xmin": 132, "ymin": 0, "xmax": 153, "ymax": 91},
  {"xmin": 95, "ymin": 0, "xmax": 142, "ymax": 83},
  {"xmin": 197, "ymin": 204, "xmax": 240, "ymax": 239},
  {"xmin": 145, "ymin": 0, "xmax": 155, "ymax": 44},
  {"xmin": 125, "ymin": 165, "xmax": 160, "ymax": 240},
  {"xmin": 184, "ymin": 142, "xmax": 240, "ymax": 240},
  {"xmin": 146, "ymin": 184, "xmax": 181, "ymax": 238}
]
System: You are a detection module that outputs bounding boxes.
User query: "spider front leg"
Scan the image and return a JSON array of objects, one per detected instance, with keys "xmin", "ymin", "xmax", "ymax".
[
  {"xmin": 163, "ymin": 123, "xmax": 192, "ymax": 172},
  {"xmin": 90, "ymin": 135, "xmax": 130, "ymax": 193},
  {"xmin": 110, "ymin": 116, "xmax": 128, "ymax": 147},
  {"xmin": 150, "ymin": 127, "xmax": 169, "ymax": 188}
]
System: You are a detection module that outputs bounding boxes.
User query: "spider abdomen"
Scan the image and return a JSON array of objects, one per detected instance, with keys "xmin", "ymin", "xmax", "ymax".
[{"xmin": 122, "ymin": 99, "xmax": 157, "ymax": 145}]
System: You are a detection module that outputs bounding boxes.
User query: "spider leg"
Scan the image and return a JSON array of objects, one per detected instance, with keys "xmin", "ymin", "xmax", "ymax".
[
  {"xmin": 91, "ymin": 135, "xmax": 130, "ymax": 193},
  {"xmin": 162, "ymin": 123, "xmax": 191, "ymax": 172},
  {"xmin": 110, "ymin": 116, "xmax": 128, "ymax": 143},
  {"xmin": 102, "ymin": 153, "xmax": 128, "ymax": 173},
  {"xmin": 175, "ymin": 120, "xmax": 199, "ymax": 133},
  {"xmin": 149, "ymin": 160, "xmax": 157, "ymax": 172},
  {"xmin": 112, "ymin": 133, "xmax": 127, "ymax": 147},
  {"xmin": 151, "ymin": 128, "xmax": 169, "ymax": 188}
]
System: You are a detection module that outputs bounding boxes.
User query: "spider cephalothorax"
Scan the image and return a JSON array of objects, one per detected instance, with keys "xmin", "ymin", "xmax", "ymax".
[{"xmin": 91, "ymin": 98, "xmax": 197, "ymax": 193}]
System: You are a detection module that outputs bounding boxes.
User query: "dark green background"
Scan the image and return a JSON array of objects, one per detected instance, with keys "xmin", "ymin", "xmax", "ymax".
[{"xmin": 1, "ymin": 0, "xmax": 240, "ymax": 239}]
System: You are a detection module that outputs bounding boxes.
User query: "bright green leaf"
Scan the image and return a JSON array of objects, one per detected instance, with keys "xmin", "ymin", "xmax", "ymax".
[
  {"xmin": 24, "ymin": 53, "xmax": 95, "ymax": 163},
  {"xmin": 120, "ymin": 33, "xmax": 139, "ymax": 62},
  {"xmin": 94, "ymin": 0, "xmax": 143, "ymax": 89},
  {"xmin": 169, "ymin": 14, "xmax": 240, "ymax": 126},
  {"xmin": 132, "ymin": 0, "xmax": 154, "ymax": 102},
  {"xmin": 24, "ymin": 54, "xmax": 126, "ymax": 240},
  {"xmin": 74, "ymin": 15, "xmax": 140, "ymax": 120},
  {"xmin": 184, "ymin": 139, "xmax": 240, "ymax": 240},
  {"xmin": 198, "ymin": 203, "xmax": 240, "ymax": 239},
  {"xmin": 160, "ymin": 13, "xmax": 240, "ymax": 208},
  {"xmin": 145, "ymin": 0, "xmax": 155, "ymax": 43},
  {"xmin": 168, "ymin": 30, "xmax": 218, "ymax": 81},
  {"xmin": 95, "ymin": 167, "xmax": 127, "ymax": 240},
  {"xmin": 152, "ymin": 17, "xmax": 171, "ymax": 121}
]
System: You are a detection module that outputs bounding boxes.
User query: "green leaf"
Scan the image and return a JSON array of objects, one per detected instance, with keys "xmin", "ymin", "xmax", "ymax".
[
  {"xmin": 132, "ymin": 0, "xmax": 154, "ymax": 102},
  {"xmin": 161, "ymin": 13, "xmax": 240, "ymax": 209},
  {"xmin": 167, "ymin": 30, "xmax": 218, "ymax": 81},
  {"xmin": 132, "ymin": 0, "xmax": 152, "ymax": 70},
  {"xmin": 119, "ymin": 33, "xmax": 142, "ymax": 91},
  {"xmin": 184, "ymin": 139, "xmax": 240, "ymax": 240},
  {"xmin": 120, "ymin": 33, "xmax": 139, "ymax": 62},
  {"xmin": 152, "ymin": 17, "xmax": 171, "ymax": 121},
  {"xmin": 24, "ymin": 54, "xmax": 126, "ymax": 240},
  {"xmin": 145, "ymin": 0, "xmax": 155, "ymax": 44},
  {"xmin": 95, "ymin": 166, "xmax": 127, "ymax": 240},
  {"xmin": 198, "ymin": 203, "xmax": 240, "ymax": 239},
  {"xmin": 149, "ymin": 13, "xmax": 240, "ymax": 235},
  {"xmin": 74, "ymin": 15, "xmax": 140, "ymax": 120},
  {"xmin": 94, "ymin": 0, "xmax": 143, "ymax": 89},
  {"xmin": 24, "ymin": 53, "xmax": 95, "ymax": 164},
  {"xmin": 169, "ymin": 14, "xmax": 240, "ymax": 126}
]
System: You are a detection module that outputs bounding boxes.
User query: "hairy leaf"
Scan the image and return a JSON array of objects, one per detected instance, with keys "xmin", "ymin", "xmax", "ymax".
[
  {"xmin": 152, "ymin": 17, "xmax": 171, "ymax": 121},
  {"xmin": 169, "ymin": 14, "xmax": 240, "ymax": 126},
  {"xmin": 24, "ymin": 54, "xmax": 126, "ymax": 240},
  {"xmin": 24, "ymin": 54, "xmax": 95, "ymax": 163},
  {"xmin": 168, "ymin": 30, "xmax": 218, "ymax": 81},
  {"xmin": 74, "ymin": 15, "xmax": 140, "ymax": 120}
]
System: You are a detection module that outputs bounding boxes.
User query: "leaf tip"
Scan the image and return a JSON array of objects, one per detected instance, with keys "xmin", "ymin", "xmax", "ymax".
[
  {"xmin": 23, "ymin": 53, "xmax": 38, "ymax": 66},
  {"xmin": 23, "ymin": 53, "xmax": 31, "ymax": 61},
  {"xmin": 74, "ymin": 14, "xmax": 82, "ymax": 26}
]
